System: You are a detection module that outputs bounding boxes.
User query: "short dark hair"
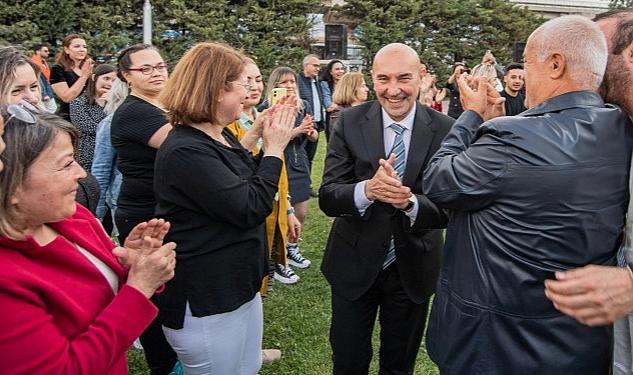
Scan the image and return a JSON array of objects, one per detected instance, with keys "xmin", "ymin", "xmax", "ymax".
[
  {"xmin": 33, "ymin": 43, "xmax": 49, "ymax": 52},
  {"xmin": 594, "ymin": 10, "xmax": 633, "ymax": 56},
  {"xmin": 504, "ymin": 63, "xmax": 524, "ymax": 75},
  {"xmin": 594, "ymin": 9, "xmax": 633, "ymax": 22}
]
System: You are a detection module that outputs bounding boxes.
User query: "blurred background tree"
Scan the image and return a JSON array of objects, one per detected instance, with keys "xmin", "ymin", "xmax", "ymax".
[{"xmin": 1, "ymin": 0, "xmax": 542, "ymax": 81}]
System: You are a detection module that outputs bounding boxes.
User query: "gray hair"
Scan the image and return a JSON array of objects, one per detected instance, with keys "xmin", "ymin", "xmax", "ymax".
[
  {"xmin": 0, "ymin": 46, "xmax": 41, "ymax": 106},
  {"xmin": 302, "ymin": 54, "xmax": 320, "ymax": 67},
  {"xmin": 0, "ymin": 111, "xmax": 78, "ymax": 238},
  {"xmin": 529, "ymin": 15, "xmax": 607, "ymax": 89},
  {"xmin": 104, "ymin": 78, "xmax": 129, "ymax": 115}
]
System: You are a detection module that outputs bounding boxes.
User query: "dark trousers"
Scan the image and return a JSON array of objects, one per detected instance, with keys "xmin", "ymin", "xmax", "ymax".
[
  {"xmin": 116, "ymin": 212, "xmax": 178, "ymax": 375},
  {"xmin": 330, "ymin": 265, "xmax": 429, "ymax": 375}
]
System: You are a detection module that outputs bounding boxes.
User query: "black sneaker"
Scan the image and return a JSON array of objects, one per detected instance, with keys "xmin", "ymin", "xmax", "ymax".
[
  {"xmin": 274, "ymin": 263, "xmax": 300, "ymax": 284},
  {"xmin": 287, "ymin": 245, "xmax": 311, "ymax": 269}
]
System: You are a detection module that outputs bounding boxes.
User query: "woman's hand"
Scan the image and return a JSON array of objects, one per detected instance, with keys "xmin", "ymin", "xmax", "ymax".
[
  {"xmin": 291, "ymin": 114, "xmax": 314, "ymax": 139},
  {"xmin": 262, "ymin": 105, "xmax": 296, "ymax": 158},
  {"xmin": 117, "ymin": 219, "xmax": 171, "ymax": 267},
  {"xmin": 114, "ymin": 237, "xmax": 177, "ymax": 299},
  {"xmin": 80, "ymin": 58, "xmax": 94, "ymax": 78},
  {"xmin": 287, "ymin": 209, "xmax": 302, "ymax": 242}
]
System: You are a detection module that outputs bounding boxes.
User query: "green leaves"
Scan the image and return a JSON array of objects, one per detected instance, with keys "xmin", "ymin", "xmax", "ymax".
[
  {"xmin": 341, "ymin": 0, "xmax": 543, "ymax": 81},
  {"xmin": 610, "ymin": 0, "xmax": 633, "ymax": 8},
  {"xmin": 0, "ymin": 0, "xmax": 319, "ymax": 75}
]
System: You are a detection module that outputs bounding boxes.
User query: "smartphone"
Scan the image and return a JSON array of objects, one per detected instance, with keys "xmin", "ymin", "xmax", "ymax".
[{"xmin": 271, "ymin": 87, "xmax": 287, "ymax": 105}]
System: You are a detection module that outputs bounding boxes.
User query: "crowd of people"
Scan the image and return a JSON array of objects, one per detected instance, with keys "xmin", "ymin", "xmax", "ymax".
[{"xmin": 1, "ymin": 8, "xmax": 633, "ymax": 375}]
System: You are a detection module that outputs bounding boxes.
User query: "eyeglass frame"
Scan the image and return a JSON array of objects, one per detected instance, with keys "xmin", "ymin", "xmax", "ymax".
[
  {"xmin": 4, "ymin": 101, "xmax": 39, "ymax": 125},
  {"xmin": 231, "ymin": 81, "xmax": 253, "ymax": 91},
  {"xmin": 126, "ymin": 63, "xmax": 169, "ymax": 75}
]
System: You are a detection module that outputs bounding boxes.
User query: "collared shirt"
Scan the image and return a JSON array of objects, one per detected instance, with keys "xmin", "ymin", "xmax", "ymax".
[
  {"xmin": 353, "ymin": 105, "xmax": 419, "ymax": 222},
  {"xmin": 311, "ymin": 79, "xmax": 322, "ymax": 122}
]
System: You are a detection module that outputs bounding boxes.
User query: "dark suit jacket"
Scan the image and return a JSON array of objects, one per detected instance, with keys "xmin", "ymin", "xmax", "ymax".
[{"xmin": 319, "ymin": 101, "xmax": 454, "ymax": 303}]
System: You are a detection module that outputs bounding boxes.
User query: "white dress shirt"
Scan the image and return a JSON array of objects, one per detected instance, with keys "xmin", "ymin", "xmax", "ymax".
[{"xmin": 353, "ymin": 106, "xmax": 419, "ymax": 223}]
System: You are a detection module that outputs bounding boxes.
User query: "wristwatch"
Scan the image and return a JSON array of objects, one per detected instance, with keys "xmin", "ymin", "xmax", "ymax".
[{"xmin": 399, "ymin": 197, "xmax": 415, "ymax": 213}]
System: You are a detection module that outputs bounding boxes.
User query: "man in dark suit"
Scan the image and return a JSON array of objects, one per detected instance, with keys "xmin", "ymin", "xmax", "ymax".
[{"xmin": 318, "ymin": 43, "xmax": 454, "ymax": 375}]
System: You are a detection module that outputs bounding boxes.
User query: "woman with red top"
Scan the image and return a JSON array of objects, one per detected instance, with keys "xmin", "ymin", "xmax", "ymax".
[{"xmin": 0, "ymin": 107, "xmax": 176, "ymax": 374}]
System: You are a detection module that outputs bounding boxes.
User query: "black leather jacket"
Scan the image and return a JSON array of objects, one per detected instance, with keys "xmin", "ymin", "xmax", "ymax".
[{"xmin": 423, "ymin": 91, "xmax": 633, "ymax": 374}]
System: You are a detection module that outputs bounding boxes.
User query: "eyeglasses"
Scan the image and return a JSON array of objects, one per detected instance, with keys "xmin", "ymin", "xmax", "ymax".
[
  {"xmin": 127, "ymin": 63, "xmax": 168, "ymax": 75},
  {"xmin": 5, "ymin": 101, "xmax": 39, "ymax": 125},
  {"xmin": 232, "ymin": 81, "xmax": 253, "ymax": 91}
]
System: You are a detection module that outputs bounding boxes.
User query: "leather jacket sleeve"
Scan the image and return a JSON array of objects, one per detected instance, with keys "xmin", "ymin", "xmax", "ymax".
[{"xmin": 423, "ymin": 110, "xmax": 509, "ymax": 211}]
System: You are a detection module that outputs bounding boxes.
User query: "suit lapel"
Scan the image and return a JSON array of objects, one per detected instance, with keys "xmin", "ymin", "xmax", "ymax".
[
  {"xmin": 403, "ymin": 104, "xmax": 435, "ymax": 187},
  {"xmin": 361, "ymin": 102, "xmax": 386, "ymax": 171}
]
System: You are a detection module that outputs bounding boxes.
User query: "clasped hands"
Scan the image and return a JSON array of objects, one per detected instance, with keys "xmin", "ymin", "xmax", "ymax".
[
  {"xmin": 113, "ymin": 218, "xmax": 177, "ymax": 298},
  {"xmin": 457, "ymin": 74, "xmax": 505, "ymax": 121},
  {"xmin": 365, "ymin": 154, "xmax": 412, "ymax": 210}
]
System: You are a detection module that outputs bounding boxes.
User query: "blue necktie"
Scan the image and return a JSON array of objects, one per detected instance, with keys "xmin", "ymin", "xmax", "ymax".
[{"xmin": 383, "ymin": 123, "xmax": 406, "ymax": 269}]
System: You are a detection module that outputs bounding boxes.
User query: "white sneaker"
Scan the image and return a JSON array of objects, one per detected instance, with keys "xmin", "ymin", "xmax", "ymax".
[
  {"xmin": 274, "ymin": 263, "xmax": 300, "ymax": 284},
  {"xmin": 287, "ymin": 244, "xmax": 311, "ymax": 269}
]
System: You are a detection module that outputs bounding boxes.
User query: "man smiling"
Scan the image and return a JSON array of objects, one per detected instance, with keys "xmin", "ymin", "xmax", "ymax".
[{"xmin": 319, "ymin": 43, "xmax": 453, "ymax": 374}]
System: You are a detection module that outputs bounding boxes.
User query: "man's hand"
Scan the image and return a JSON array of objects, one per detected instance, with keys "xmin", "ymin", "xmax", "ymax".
[
  {"xmin": 544, "ymin": 265, "xmax": 633, "ymax": 326},
  {"xmin": 379, "ymin": 157, "xmax": 413, "ymax": 209},
  {"xmin": 365, "ymin": 154, "xmax": 412, "ymax": 206},
  {"xmin": 458, "ymin": 75, "xmax": 505, "ymax": 121}
]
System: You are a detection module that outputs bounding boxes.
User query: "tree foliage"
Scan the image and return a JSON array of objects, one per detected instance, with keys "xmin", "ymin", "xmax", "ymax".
[
  {"xmin": 0, "ymin": 0, "xmax": 319, "ymax": 76},
  {"xmin": 341, "ymin": 0, "xmax": 543, "ymax": 81},
  {"xmin": 1, "ymin": 0, "xmax": 542, "ymax": 81},
  {"xmin": 611, "ymin": 0, "xmax": 633, "ymax": 8}
]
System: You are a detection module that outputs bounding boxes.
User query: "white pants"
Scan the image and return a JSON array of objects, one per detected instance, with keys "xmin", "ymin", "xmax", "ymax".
[
  {"xmin": 163, "ymin": 294, "xmax": 263, "ymax": 375},
  {"xmin": 614, "ymin": 314, "xmax": 633, "ymax": 375}
]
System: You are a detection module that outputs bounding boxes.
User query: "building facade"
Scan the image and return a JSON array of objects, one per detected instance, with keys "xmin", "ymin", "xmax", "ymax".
[{"xmin": 509, "ymin": 0, "xmax": 610, "ymax": 19}]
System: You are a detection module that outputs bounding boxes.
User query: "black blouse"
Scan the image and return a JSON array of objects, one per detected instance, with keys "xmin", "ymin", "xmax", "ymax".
[
  {"xmin": 50, "ymin": 64, "xmax": 83, "ymax": 120},
  {"xmin": 153, "ymin": 125, "xmax": 282, "ymax": 329}
]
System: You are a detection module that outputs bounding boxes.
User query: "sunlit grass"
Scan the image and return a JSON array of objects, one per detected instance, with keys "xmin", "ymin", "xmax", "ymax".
[{"xmin": 127, "ymin": 136, "xmax": 439, "ymax": 374}]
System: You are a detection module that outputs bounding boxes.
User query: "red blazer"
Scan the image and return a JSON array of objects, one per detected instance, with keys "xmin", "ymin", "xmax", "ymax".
[{"xmin": 0, "ymin": 204, "xmax": 157, "ymax": 374}]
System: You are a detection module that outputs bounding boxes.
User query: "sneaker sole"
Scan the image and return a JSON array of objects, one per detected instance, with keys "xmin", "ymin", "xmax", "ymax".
[
  {"xmin": 288, "ymin": 259, "xmax": 311, "ymax": 269},
  {"xmin": 274, "ymin": 273, "xmax": 300, "ymax": 284}
]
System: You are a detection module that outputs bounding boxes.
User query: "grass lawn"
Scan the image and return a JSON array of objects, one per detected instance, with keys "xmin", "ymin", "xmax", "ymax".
[{"xmin": 127, "ymin": 136, "xmax": 440, "ymax": 374}]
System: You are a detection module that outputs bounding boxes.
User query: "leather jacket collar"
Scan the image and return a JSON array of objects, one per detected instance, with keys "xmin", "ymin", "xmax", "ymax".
[{"xmin": 521, "ymin": 90, "xmax": 605, "ymax": 117}]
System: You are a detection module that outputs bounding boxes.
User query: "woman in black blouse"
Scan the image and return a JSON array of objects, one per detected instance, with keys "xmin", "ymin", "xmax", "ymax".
[
  {"xmin": 50, "ymin": 34, "xmax": 94, "ymax": 120},
  {"xmin": 155, "ymin": 42, "xmax": 295, "ymax": 375},
  {"xmin": 110, "ymin": 44, "xmax": 176, "ymax": 375}
]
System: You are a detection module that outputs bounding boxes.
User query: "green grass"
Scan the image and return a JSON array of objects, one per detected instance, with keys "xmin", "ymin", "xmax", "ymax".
[{"xmin": 127, "ymin": 137, "xmax": 439, "ymax": 374}]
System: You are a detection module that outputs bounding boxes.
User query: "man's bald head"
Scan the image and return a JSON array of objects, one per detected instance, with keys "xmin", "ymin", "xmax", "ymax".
[
  {"xmin": 523, "ymin": 15, "xmax": 607, "ymax": 107},
  {"xmin": 372, "ymin": 43, "xmax": 420, "ymax": 70},
  {"xmin": 371, "ymin": 43, "xmax": 423, "ymax": 121},
  {"xmin": 528, "ymin": 15, "xmax": 607, "ymax": 90}
]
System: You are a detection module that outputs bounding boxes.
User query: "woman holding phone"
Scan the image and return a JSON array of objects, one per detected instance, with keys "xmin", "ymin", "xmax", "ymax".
[{"xmin": 260, "ymin": 67, "xmax": 317, "ymax": 271}]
